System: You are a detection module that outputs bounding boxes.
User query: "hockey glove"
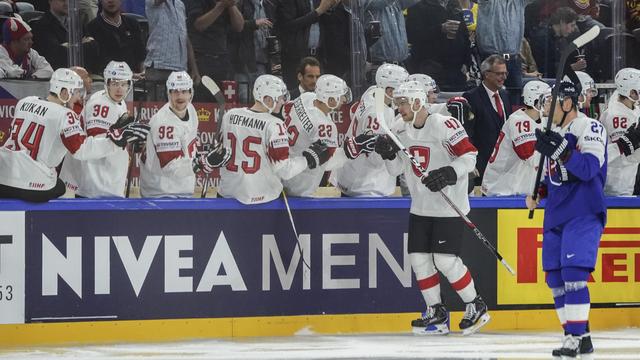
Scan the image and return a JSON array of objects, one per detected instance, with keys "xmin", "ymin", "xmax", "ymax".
[
  {"xmin": 615, "ymin": 123, "xmax": 640, "ymax": 156},
  {"xmin": 303, "ymin": 140, "xmax": 331, "ymax": 169},
  {"xmin": 111, "ymin": 112, "xmax": 136, "ymax": 131},
  {"xmin": 422, "ymin": 166, "xmax": 457, "ymax": 192},
  {"xmin": 446, "ymin": 97, "xmax": 474, "ymax": 124},
  {"xmin": 344, "ymin": 133, "xmax": 378, "ymax": 159},
  {"xmin": 108, "ymin": 122, "xmax": 151, "ymax": 148},
  {"xmin": 535, "ymin": 129, "xmax": 571, "ymax": 162},
  {"xmin": 374, "ymin": 135, "xmax": 399, "ymax": 160},
  {"xmin": 192, "ymin": 142, "xmax": 232, "ymax": 173}
]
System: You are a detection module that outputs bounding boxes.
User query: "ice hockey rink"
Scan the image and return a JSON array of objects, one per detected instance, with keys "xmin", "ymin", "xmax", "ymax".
[{"xmin": 0, "ymin": 329, "xmax": 639, "ymax": 359}]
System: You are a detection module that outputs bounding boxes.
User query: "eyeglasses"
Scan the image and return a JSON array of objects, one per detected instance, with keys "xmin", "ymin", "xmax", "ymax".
[{"xmin": 488, "ymin": 70, "xmax": 509, "ymax": 78}]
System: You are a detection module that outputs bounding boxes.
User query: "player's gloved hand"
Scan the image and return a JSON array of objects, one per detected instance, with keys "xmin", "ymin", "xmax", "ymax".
[
  {"xmin": 192, "ymin": 142, "xmax": 231, "ymax": 173},
  {"xmin": 615, "ymin": 123, "xmax": 640, "ymax": 156},
  {"xmin": 535, "ymin": 129, "xmax": 571, "ymax": 162},
  {"xmin": 303, "ymin": 140, "xmax": 331, "ymax": 169},
  {"xmin": 374, "ymin": 134, "xmax": 399, "ymax": 160},
  {"xmin": 421, "ymin": 166, "xmax": 457, "ymax": 192},
  {"xmin": 446, "ymin": 96, "xmax": 474, "ymax": 124},
  {"xmin": 111, "ymin": 112, "xmax": 136, "ymax": 131},
  {"xmin": 344, "ymin": 132, "xmax": 378, "ymax": 159},
  {"xmin": 108, "ymin": 122, "xmax": 151, "ymax": 148}
]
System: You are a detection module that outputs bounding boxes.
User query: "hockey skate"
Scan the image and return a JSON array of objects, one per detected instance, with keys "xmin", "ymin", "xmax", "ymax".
[
  {"xmin": 411, "ymin": 303, "xmax": 450, "ymax": 335},
  {"xmin": 552, "ymin": 333, "xmax": 594, "ymax": 359},
  {"xmin": 459, "ymin": 295, "xmax": 490, "ymax": 335}
]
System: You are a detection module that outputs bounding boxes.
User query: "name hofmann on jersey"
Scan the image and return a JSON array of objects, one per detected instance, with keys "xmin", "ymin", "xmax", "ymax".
[{"xmin": 228, "ymin": 113, "xmax": 267, "ymax": 131}]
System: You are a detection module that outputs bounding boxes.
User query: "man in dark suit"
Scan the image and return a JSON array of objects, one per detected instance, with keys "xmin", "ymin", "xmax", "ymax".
[
  {"xmin": 462, "ymin": 54, "xmax": 512, "ymax": 186},
  {"xmin": 31, "ymin": 0, "xmax": 99, "ymax": 72},
  {"xmin": 289, "ymin": 56, "xmax": 321, "ymax": 99}
]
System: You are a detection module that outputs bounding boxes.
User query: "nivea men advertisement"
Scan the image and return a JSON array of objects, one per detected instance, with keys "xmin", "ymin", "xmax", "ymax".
[{"xmin": 23, "ymin": 206, "xmax": 497, "ymax": 323}]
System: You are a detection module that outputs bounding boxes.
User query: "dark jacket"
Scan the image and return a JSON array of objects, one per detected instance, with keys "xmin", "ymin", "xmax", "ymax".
[
  {"xmin": 229, "ymin": 0, "xmax": 258, "ymax": 74},
  {"xmin": 86, "ymin": 14, "xmax": 146, "ymax": 73},
  {"xmin": 31, "ymin": 11, "xmax": 99, "ymax": 72},
  {"xmin": 406, "ymin": 0, "xmax": 471, "ymax": 91},
  {"xmin": 462, "ymin": 84, "xmax": 512, "ymax": 182}
]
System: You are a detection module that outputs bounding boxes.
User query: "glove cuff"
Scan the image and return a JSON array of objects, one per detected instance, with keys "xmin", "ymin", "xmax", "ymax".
[
  {"xmin": 303, "ymin": 150, "xmax": 319, "ymax": 169},
  {"xmin": 344, "ymin": 138, "xmax": 359, "ymax": 159}
]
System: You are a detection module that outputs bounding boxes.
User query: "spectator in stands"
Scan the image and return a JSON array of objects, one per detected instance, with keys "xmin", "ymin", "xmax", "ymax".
[
  {"xmin": 185, "ymin": 0, "xmax": 243, "ymax": 102},
  {"xmin": 229, "ymin": 0, "xmax": 272, "ymax": 103},
  {"xmin": 363, "ymin": 0, "xmax": 418, "ymax": 66},
  {"xmin": 144, "ymin": 0, "xmax": 200, "ymax": 101},
  {"xmin": 459, "ymin": 0, "xmax": 478, "ymax": 34},
  {"xmin": 79, "ymin": 0, "xmax": 98, "ymax": 28},
  {"xmin": 319, "ymin": 2, "xmax": 351, "ymax": 82},
  {"xmin": 276, "ymin": 0, "xmax": 339, "ymax": 90},
  {"xmin": 475, "ymin": 0, "xmax": 533, "ymax": 105},
  {"xmin": 0, "ymin": 17, "xmax": 53, "ymax": 79},
  {"xmin": 290, "ymin": 56, "xmax": 321, "ymax": 99},
  {"xmin": 462, "ymin": 54, "xmax": 512, "ymax": 186},
  {"xmin": 530, "ymin": 7, "xmax": 584, "ymax": 78},
  {"xmin": 31, "ymin": 0, "xmax": 100, "ymax": 72},
  {"xmin": 520, "ymin": 38, "xmax": 542, "ymax": 79},
  {"xmin": 252, "ymin": 0, "xmax": 271, "ymax": 76},
  {"xmin": 87, "ymin": 0, "xmax": 145, "ymax": 78},
  {"xmin": 406, "ymin": 0, "xmax": 472, "ymax": 91}
]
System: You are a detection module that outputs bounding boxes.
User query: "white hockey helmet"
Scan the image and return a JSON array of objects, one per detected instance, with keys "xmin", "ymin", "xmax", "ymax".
[
  {"xmin": 49, "ymin": 68, "xmax": 84, "ymax": 104},
  {"xmin": 522, "ymin": 80, "xmax": 550, "ymax": 108},
  {"xmin": 393, "ymin": 80, "xmax": 427, "ymax": 116},
  {"xmin": 103, "ymin": 61, "xmax": 133, "ymax": 101},
  {"xmin": 614, "ymin": 67, "xmax": 640, "ymax": 100},
  {"xmin": 166, "ymin": 71, "xmax": 193, "ymax": 100},
  {"xmin": 375, "ymin": 63, "xmax": 409, "ymax": 90},
  {"xmin": 407, "ymin": 73, "xmax": 438, "ymax": 93},
  {"xmin": 575, "ymin": 71, "xmax": 596, "ymax": 97},
  {"xmin": 315, "ymin": 74, "xmax": 352, "ymax": 110},
  {"xmin": 253, "ymin": 74, "xmax": 289, "ymax": 113}
]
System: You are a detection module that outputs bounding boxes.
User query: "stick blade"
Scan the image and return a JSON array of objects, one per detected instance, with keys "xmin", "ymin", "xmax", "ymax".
[
  {"xmin": 201, "ymin": 75, "xmax": 221, "ymax": 95},
  {"xmin": 572, "ymin": 25, "xmax": 600, "ymax": 49}
]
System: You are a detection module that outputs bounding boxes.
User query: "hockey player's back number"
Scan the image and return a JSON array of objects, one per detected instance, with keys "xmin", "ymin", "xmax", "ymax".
[
  {"xmin": 226, "ymin": 133, "xmax": 262, "ymax": 174},
  {"xmin": 9, "ymin": 118, "xmax": 45, "ymax": 160}
]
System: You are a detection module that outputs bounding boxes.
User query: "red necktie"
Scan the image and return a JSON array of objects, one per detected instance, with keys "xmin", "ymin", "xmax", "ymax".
[{"xmin": 493, "ymin": 92, "xmax": 504, "ymax": 121}]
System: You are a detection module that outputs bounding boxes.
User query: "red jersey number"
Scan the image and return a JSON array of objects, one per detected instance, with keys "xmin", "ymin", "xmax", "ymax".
[{"xmin": 10, "ymin": 118, "xmax": 45, "ymax": 160}]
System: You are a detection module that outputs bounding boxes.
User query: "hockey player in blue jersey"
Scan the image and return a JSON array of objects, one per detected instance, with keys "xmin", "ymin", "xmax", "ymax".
[{"xmin": 526, "ymin": 81, "xmax": 607, "ymax": 358}]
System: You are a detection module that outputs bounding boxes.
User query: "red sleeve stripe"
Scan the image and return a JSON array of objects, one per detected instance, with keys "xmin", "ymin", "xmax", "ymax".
[
  {"xmin": 513, "ymin": 140, "xmax": 536, "ymax": 161},
  {"xmin": 268, "ymin": 145, "xmax": 290, "ymax": 163},
  {"xmin": 157, "ymin": 150, "xmax": 183, "ymax": 168},
  {"xmin": 61, "ymin": 133, "xmax": 86, "ymax": 154},
  {"xmin": 417, "ymin": 273, "xmax": 440, "ymax": 291},
  {"xmin": 451, "ymin": 270, "xmax": 472, "ymax": 291},
  {"xmin": 450, "ymin": 138, "xmax": 477, "ymax": 157}
]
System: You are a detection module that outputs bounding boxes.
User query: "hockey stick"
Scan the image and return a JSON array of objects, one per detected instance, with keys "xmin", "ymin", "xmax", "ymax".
[
  {"xmin": 528, "ymin": 25, "xmax": 600, "ymax": 219},
  {"xmin": 282, "ymin": 190, "xmax": 312, "ymax": 273},
  {"xmin": 373, "ymin": 88, "xmax": 516, "ymax": 276},
  {"xmin": 125, "ymin": 78, "xmax": 145, "ymax": 198},
  {"xmin": 200, "ymin": 76, "xmax": 225, "ymax": 198}
]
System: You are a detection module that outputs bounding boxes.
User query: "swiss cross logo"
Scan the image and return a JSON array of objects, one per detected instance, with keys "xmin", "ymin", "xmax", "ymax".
[
  {"xmin": 222, "ymin": 80, "xmax": 238, "ymax": 104},
  {"xmin": 409, "ymin": 146, "xmax": 430, "ymax": 177}
]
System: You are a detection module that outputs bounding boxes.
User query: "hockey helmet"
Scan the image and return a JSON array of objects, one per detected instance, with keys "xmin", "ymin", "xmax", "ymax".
[
  {"xmin": 522, "ymin": 80, "xmax": 551, "ymax": 108},
  {"xmin": 103, "ymin": 61, "xmax": 133, "ymax": 101},
  {"xmin": 407, "ymin": 73, "xmax": 438, "ymax": 94},
  {"xmin": 614, "ymin": 67, "xmax": 640, "ymax": 100},
  {"xmin": 253, "ymin": 74, "xmax": 289, "ymax": 113},
  {"xmin": 315, "ymin": 74, "xmax": 352, "ymax": 110},
  {"xmin": 49, "ymin": 68, "xmax": 85, "ymax": 104},
  {"xmin": 393, "ymin": 80, "xmax": 427, "ymax": 115},
  {"xmin": 375, "ymin": 63, "xmax": 409, "ymax": 90}
]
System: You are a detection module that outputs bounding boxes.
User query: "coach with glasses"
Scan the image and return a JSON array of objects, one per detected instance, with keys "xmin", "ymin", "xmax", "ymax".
[{"xmin": 462, "ymin": 54, "xmax": 512, "ymax": 188}]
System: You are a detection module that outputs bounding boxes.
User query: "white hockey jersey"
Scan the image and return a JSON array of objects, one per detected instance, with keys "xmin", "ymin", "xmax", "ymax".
[
  {"xmin": 481, "ymin": 109, "xmax": 542, "ymax": 196},
  {"xmin": 281, "ymin": 92, "xmax": 339, "ymax": 197},
  {"xmin": 385, "ymin": 113, "xmax": 477, "ymax": 217},
  {"xmin": 218, "ymin": 107, "xmax": 307, "ymax": 204},
  {"xmin": 330, "ymin": 87, "xmax": 397, "ymax": 196},
  {"xmin": 0, "ymin": 96, "xmax": 117, "ymax": 191},
  {"xmin": 139, "ymin": 103, "xmax": 199, "ymax": 198},
  {"xmin": 60, "ymin": 91, "xmax": 129, "ymax": 197},
  {"xmin": 599, "ymin": 99, "xmax": 640, "ymax": 196}
]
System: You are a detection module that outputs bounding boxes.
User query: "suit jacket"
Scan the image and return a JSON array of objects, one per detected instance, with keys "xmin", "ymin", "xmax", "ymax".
[{"xmin": 462, "ymin": 84, "xmax": 512, "ymax": 183}]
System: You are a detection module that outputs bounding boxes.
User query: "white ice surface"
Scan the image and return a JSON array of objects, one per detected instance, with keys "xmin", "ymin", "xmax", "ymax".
[{"xmin": 1, "ymin": 329, "xmax": 639, "ymax": 359}]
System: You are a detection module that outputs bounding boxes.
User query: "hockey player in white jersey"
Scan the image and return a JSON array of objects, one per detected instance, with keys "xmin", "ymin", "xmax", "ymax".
[
  {"xmin": 599, "ymin": 68, "xmax": 640, "ymax": 196},
  {"xmin": 140, "ymin": 71, "xmax": 230, "ymax": 198},
  {"xmin": 374, "ymin": 81, "xmax": 490, "ymax": 336},
  {"xmin": 218, "ymin": 74, "xmax": 332, "ymax": 204},
  {"xmin": 0, "ymin": 68, "xmax": 149, "ymax": 202},
  {"xmin": 408, "ymin": 73, "xmax": 449, "ymax": 116},
  {"xmin": 60, "ymin": 61, "xmax": 137, "ymax": 198},
  {"xmin": 330, "ymin": 63, "xmax": 407, "ymax": 196},
  {"xmin": 481, "ymin": 80, "xmax": 551, "ymax": 196},
  {"xmin": 282, "ymin": 74, "xmax": 362, "ymax": 197}
]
